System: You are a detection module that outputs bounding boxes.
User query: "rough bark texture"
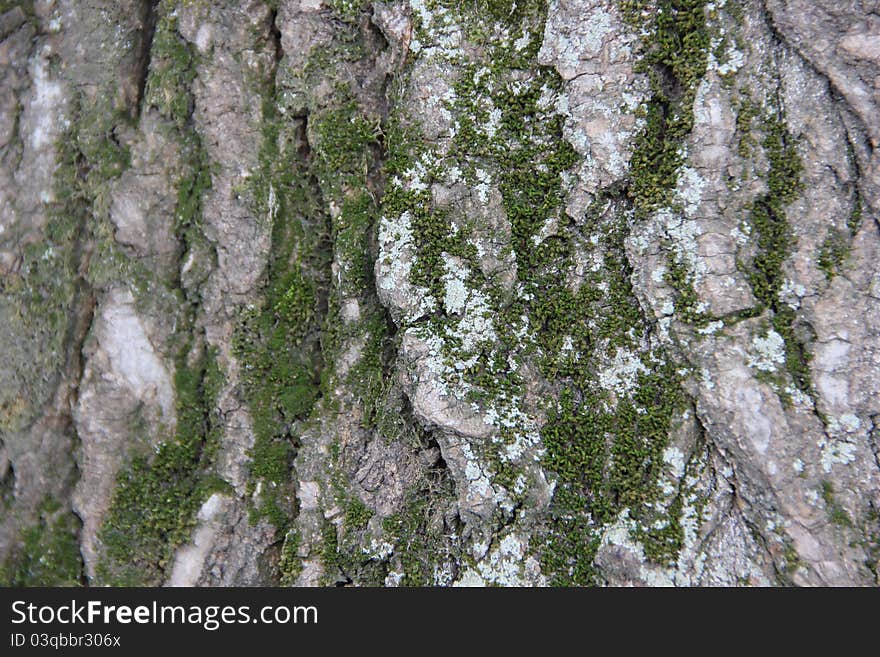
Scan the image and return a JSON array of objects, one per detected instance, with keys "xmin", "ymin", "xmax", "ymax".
[{"xmin": 1, "ymin": 0, "xmax": 878, "ymax": 586}]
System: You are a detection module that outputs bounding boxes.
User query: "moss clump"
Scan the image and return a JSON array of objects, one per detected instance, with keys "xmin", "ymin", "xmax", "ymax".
[
  {"xmin": 781, "ymin": 540, "xmax": 800, "ymax": 577},
  {"xmin": 144, "ymin": 9, "xmax": 199, "ymax": 129},
  {"xmin": 817, "ymin": 229, "xmax": 850, "ymax": 281},
  {"xmin": 475, "ymin": 0, "xmax": 545, "ymax": 23},
  {"xmin": 735, "ymin": 97, "xmax": 759, "ymax": 158},
  {"xmin": 622, "ymin": 0, "xmax": 710, "ymax": 215},
  {"xmin": 235, "ymin": 93, "xmax": 330, "ymax": 531},
  {"xmin": 1, "ymin": 499, "xmax": 83, "ymax": 587},
  {"xmin": 1, "ymin": 89, "xmax": 136, "ymax": 432},
  {"xmin": 320, "ymin": 522, "xmax": 340, "ymax": 574},
  {"xmin": 862, "ymin": 507, "xmax": 880, "ymax": 584},
  {"xmin": 821, "ymin": 480, "xmax": 853, "ymax": 528},
  {"xmin": 747, "ymin": 117, "xmax": 802, "ymax": 304},
  {"xmin": 540, "ymin": 359, "xmax": 684, "ymax": 580},
  {"xmin": 309, "ymin": 95, "xmax": 392, "ymax": 421},
  {"xmin": 235, "ymin": 263, "xmax": 319, "ymax": 531},
  {"xmin": 847, "ymin": 193, "xmax": 863, "ymax": 236},
  {"xmin": 310, "ymin": 99, "xmax": 381, "ymax": 196},
  {"xmin": 96, "ymin": 348, "xmax": 225, "ymax": 586},
  {"xmin": 379, "ymin": 2, "xmax": 694, "ymax": 581},
  {"xmin": 637, "ymin": 494, "xmax": 686, "ymax": 565},
  {"xmin": 344, "ymin": 313, "xmax": 392, "ymax": 428},
  {"xmin": 664, "ymin": 255, "xmax": 709, "ymax": 326},
  {"xmin": 343, "ymin": 497, "xmax": 372, "ymax": 530},
  {"xmin": 279, "ymin": 529, "xmax": 303, "ymax": 585},
  {"xmin": 382, "ymin": 488, "xmax": 455, "ymax": 586},
  {"xmin": 616, "ymin": 2, "xmax": 712, "ymax": 328},
  {"xmin": 745, "ymin": 114, "xmax": 810, "ymax": 393},
  {"xmin": 333, "ymin": 193, "xmax": 379, "ymax": 297},
  {"xmin": 325, "ymin": 0, "xmax": 368, "ymax": 21},
  {"xmin": 141, "ymin": 7, "xmax": 214, "ymax": 295},
  {"xmin": 526, "ymin": 194, "xmax": 687, "ymax": 578},
  {"xmin": 815, "ymin": 190, "xmax": 860, "ymax": 282}
]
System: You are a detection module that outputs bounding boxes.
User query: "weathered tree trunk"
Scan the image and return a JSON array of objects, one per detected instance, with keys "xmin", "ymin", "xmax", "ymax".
[{"xmin": 1, "ymin": 0, "xmax": 878, "ymax": 586}]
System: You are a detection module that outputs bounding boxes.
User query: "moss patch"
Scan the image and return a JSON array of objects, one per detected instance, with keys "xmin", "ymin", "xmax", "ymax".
[
  {"xmin": 745, "ymin": 114, "xmax": 809, "ymax": 393},
  {"xmin": 278, "ymin": 529, "xmax": 303, "ymax": 585},
  {"xmin": 622, "ymin": 0, "xmax": 710, "ymax": 216},
  {"xmin": 817, "ymin": 229, "xmax": 850, "ymax": 281},
  {"xmin": 1, "ymin": 499, "xmax": 83, "ymax": 587},
  {"xmin": 821, "ymin": 480, "xmax": 853, "ymax": 528},
  {"xmin": 382, "ymin": 484, "xmax": 457, "ymax": 586},
  {"xmin": 378, "ymin": 1, "xmax": 696, "ymax": 584},
  {"xmin": 96, "ymin": 347, "xmax": 226, "ymax": 586},
  {"xmin": 144, "ymin": 9, "xmax": 199, "ymax": 130}
]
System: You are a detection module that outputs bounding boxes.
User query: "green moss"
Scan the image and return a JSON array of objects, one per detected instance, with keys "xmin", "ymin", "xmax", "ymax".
[
  {"xmin": 234, "ymin": 15, "xmax": 397, "ymax": 584},
  {"xmin": 279, "ymin": 529, "xmax": 303, "ymax": 585},
  {"xmin": 817, "ymin": 229, "xmax": 850, "ymax": 281},
  {"xmin": 96, "ymin": 347, "xmax": 225, "ymax": 586},
  {"xmin": 334, "ymin": 193, "xmax": 378, "ymax": 296},
  {"xmin": 814, "ymin": 185, "xmax": 861, "ymax": 284},
  {"xmin": 744, "ymin": 114, "xmax": 810, "ymax": 394},
  {"xmin": 747, "ymin": 118, "xmax": 801, "ymax": 304},
  {"xmin": 622, "ymin": 0, "xmax": 710, "ymax": 216},
  {"xmin": 609, "ymin": 2, "xmax": 713, "ymax": 331},
  {"xmin": 320, "ymin": 522, "xmax": 340, "ymax": 574},
  {"xmin": 175, "ymin": 132, "xmax": 212, "ymax": 251},
  {"xmin": 307, "ymin": 91, "xmax": 394, "ymax": 430},
  {"xmin": 1, "ymin": 499, "xmax": 83, "ymax": 587},
  {"xmin": 140, "ymin": 6, "xmax": 215, "ymax": 294},
  {"xmin": 235, "ymin": 101, "xmax": 330, "ymax": 533},
  {"xmin": 382, "ymin": 489, "xmax": 455, "ymax": 586},
  {"xmin": 821, "ymin": 480, "xmax": 853, "ymax": 528},
  {"xmin": 526, "ymin": 195, "xmax": 687, "ymax": 577},
  {"xmin": 1, "ymin": 89, "xmax": 137, "ymax": 431},
  {"xmin": 311, "ymin": 99, "xmax": 381, "ymax": 195},
  {"xmin": 664, "ymin": 255, "xmax": 709, "ymax": 326},
  {"xmin": 377, "ymin": 1, "xmax": 696, "ymax": 581},
  {"xmin": 847, "ymin": 193, "xmax": 863, "ymax": 236},
  {"xmin": 477, "ymin": 0, "xmax": 545, "ymax": 23},
  {"xmin": 236, "ymin": 82, "xmax": 391, "ymax": 534},
  {"xmin": 782, "ymin": 540, "xmax": 800, "ymax": 577},
  {"xmin": 144, "ymin": 9, "xmax": 199, "ymax": 129},
  {"xmin": 343, "ymin": 497, "xmax": 372, "ymax": 530},
  {"xmin": 863, "ymin": 507, "xmax": 880, "ymax": 584},
  {"xmin": 735, "ymin": 97, "xmax": 759, "ymax": 158},
  {"xmin": 325, "ymin": 0, "xmax": 369, "ymax": 22},
  {"xmin": 345, "ymin": 311, "xmax": 392, "ymax": 428},
  {"xmin": 519, "ymin": 0, "xmax": 703, "ymax": 574},
  {"xmin": 637, "ymin": 495, "xmax": 685, "ymax": 565},
  {"xmin": 5, "ymin": 0, "xmax": 217, "ymax": 588},
  {"xmin": 540, "ymin": 361, "xmax": 685, "ymax": 578}
]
